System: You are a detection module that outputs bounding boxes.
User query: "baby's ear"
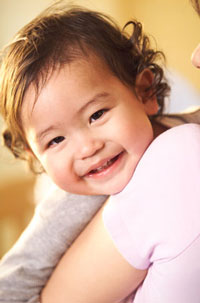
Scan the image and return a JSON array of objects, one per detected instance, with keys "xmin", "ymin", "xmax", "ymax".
[{"xmin": 135, "ymin": 69, "xmax": 159, "ymax": 115}]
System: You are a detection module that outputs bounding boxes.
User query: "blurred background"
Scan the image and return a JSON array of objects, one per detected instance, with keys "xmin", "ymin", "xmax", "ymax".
[{"xmin": 1, "ymin": 0, "xmax": 200, "ymax": 258}]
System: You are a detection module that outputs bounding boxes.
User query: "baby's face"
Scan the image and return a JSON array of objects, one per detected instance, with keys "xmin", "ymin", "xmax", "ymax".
[{"xmin": 21, "ymin": 55, "xmax": 157, "ymax": 195}]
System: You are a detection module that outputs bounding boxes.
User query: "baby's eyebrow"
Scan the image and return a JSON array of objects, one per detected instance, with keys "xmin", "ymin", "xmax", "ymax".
[
  {"xmin": 78, "ymin": 92, "xmax": 110, "ymax": 114},
  {"xmin": 35, "ymin": 125, "xmax": 60, "ymax": 143}
]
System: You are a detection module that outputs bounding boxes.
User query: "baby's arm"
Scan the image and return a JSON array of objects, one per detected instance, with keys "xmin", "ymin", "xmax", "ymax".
[
  {"xmin": 41, "ymin": 201, "xmax": 147, "ymax": 303},
  {"xmin": 0, "ymin": 186, "xmax": 107, "ymax": 303}
]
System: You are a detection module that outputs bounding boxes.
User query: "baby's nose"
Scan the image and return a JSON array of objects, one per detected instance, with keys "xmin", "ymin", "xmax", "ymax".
[
  {"xmin": 79, "ymin": 139, "xmax": 104, "ymax": 159},
  {"xmin": 191, "ymin": 44, "xmax": 200, "ymax": 68},
  {"xmin": 74, "ymin": 131, "xmax": 104, "ymax": 160}
]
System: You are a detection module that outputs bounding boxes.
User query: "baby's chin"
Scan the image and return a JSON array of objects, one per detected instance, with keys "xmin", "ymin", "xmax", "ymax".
[
  {"xmin": 72, "ymin": 179, "xmax": 132, "ymax": 196},
  {"xmin": 62, "ymin": 186, "xmax": 124, "ymax": 197}
]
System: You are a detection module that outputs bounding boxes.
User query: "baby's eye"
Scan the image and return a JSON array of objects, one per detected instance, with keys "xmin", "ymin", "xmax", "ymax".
[
  {"xmin": 89, "ymin": 109, "xmax": 108, "ymax": 124},
  {"xmin": 47, "ymin": 136, "xmax": 65, "ymax": 148}
]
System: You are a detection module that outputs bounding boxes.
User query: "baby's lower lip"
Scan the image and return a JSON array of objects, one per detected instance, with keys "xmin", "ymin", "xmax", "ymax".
[{"xmin": 85, "ymin": 152, "xmax": 124, "ymax": 178}]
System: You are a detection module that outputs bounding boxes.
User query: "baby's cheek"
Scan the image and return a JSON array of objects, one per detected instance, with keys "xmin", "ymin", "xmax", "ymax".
[{"xmin": 46, "ymin": 160, "xmax": 74, "ymax": 191}]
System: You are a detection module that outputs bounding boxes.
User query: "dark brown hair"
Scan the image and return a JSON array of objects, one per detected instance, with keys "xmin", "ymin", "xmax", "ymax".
[{"xmin": 0, "ymin": 3, "xmax": 170, "ymax": 173}]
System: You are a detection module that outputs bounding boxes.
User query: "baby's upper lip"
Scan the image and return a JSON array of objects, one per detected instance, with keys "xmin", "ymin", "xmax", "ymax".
[{"xmin": 81, "ymin": 153, "xmax": 120, "ymax": 177}]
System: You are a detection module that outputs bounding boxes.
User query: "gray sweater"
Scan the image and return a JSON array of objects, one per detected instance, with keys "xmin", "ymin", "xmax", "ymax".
[{"xmin": 0, "ymin": 187, "xmax": 107, "ymax": 302}]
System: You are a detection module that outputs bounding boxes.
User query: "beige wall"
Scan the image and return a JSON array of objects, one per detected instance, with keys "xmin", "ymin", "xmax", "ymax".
[
  {"xmin": 0, "ymin": 0, "xmax": 200, "ymax": 256},
  {"xmin": 1, "ymin": 0, "xmax": 199, "ymax": 90}
]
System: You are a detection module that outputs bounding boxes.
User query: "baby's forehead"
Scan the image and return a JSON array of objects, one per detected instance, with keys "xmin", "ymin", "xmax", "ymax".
[
  {"xmin": 37, "ymin": 49, "xmax": 107, "ymax": 79},
  {"xmin": 35, "ymin": 51, "xmax": 112, "ymax": 89},
  {"xmin": 22, "ymin": 53, "xmax": 110, "ymax": 116}
]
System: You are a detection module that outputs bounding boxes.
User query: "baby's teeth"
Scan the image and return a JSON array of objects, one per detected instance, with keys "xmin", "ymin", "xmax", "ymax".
[
  {"xmin": 96, "ymin": 166, "xmax": 103, "ymax": 172},
  {"xmin": 90, "ymin": 156, "xmax": 117, "ymax": 174},
  {"xmin": 93, "ymin": 160, "xmax": 111, "ymax": 173}
]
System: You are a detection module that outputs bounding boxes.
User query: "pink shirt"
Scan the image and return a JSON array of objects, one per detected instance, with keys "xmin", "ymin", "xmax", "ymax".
[{"xmin": 103, "ymin": 124, "xmax": 200, "ymax": 302}]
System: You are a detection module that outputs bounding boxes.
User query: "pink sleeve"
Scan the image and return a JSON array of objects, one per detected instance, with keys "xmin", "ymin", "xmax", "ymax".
[{"xmin": 103, "ymin": 124, "xmax": 200, "ymax": 270}]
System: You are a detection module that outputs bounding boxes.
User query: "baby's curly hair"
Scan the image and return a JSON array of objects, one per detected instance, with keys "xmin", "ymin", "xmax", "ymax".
[{"xmin": 0, "ymin": 3, "xmax": 170, "ymax": 173}]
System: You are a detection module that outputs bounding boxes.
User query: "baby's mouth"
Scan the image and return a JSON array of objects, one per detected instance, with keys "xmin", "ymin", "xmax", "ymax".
[{"xmin": 86, "ymin": 152, "xmax": 123, "ymax": 176}]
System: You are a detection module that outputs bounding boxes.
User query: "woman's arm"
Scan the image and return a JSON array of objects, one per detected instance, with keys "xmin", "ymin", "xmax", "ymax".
[{"xmin": 41, "ymin": 200, "xmax": 147, "ymax": 303}]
